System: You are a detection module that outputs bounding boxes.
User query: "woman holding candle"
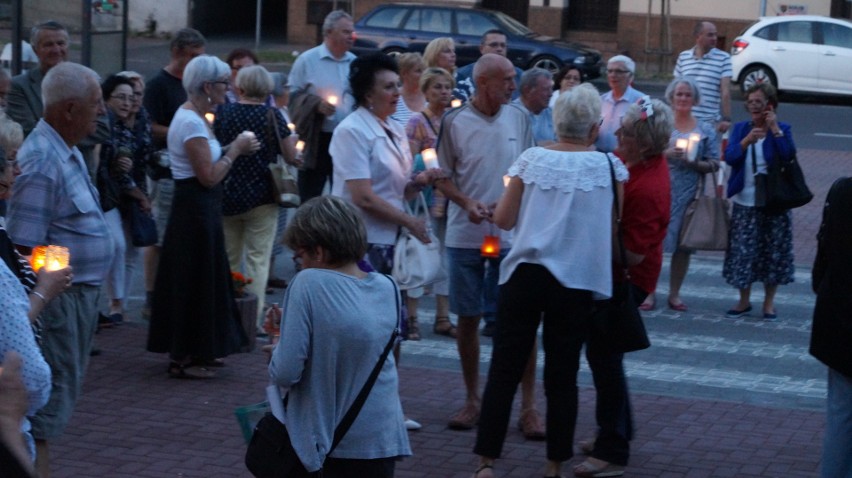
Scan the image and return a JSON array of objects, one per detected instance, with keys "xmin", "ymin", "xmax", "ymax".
[
  {"xmin": 391, "ymin": 53, "xmax": 426, "ymax": 126},
  {"xmin": 404, "ymin": 67, "xmax": 457, "ymax": 339},
  {"xmin": 640, "ymin": 77, "xmax": 719, "ymax": 312},
  {"xmin": 722, "ymin": 83, "xmax": 795, "ymax": 321},
  {"xmin": 213, "ymin": 65, "xmax": 296, "ymax": 332},
  {"xmin": 147, "ymin": 55, "xmax": 261, "ymax": 379},
  {"xmin": 472, "ymin": 83, "xmax": 628, "ymax": 478}
]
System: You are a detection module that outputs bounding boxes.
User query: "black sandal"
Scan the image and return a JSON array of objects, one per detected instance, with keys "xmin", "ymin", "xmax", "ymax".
[
  {"xmin": 474, "ymin": 463, "xmax": 493, "ymax": 477},
  {"xmin": 434, "ymin": 316, "xmax": 457, "ymax": 338},
  {"xmin": 168, "ymin": 361, "xmax": 217, "ymax": 379}
]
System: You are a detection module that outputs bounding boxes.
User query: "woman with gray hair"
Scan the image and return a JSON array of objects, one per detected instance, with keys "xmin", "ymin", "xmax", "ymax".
[
  {"xmin": 213, "ymin": 64, "xmax": 296, "ymax": 333},
  {"xmin": 472, "ymin": 83, "xmax": 629, "ymax": 478},
  {"xmin": 575, "ymin": 97, "xmax": 673, "ymax": 478},
  {"xmin": 639, "ymin": 77, "xmax": 720, "ymax": 312},
  {"xmin": 147, "ymin": 55, "xmax": 260, "ymax": 379}
]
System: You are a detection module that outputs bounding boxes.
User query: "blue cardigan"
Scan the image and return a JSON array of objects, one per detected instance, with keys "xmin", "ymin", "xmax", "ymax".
[{"xmin": 724, "ymin": 120, "xmax": 796, "ymax": 199}]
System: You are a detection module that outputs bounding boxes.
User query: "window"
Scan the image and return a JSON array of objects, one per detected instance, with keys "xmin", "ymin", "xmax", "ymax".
[
  {"xmin": 365, "ymin": 7, "xmax": 407, "ymax": 29},
  {"xmin": 777, "ymin": 21, "xmax": 813, "ymax": 44},
  {"xmin": 822, "ymin": 22, "xmax": 852, "ymax": 48},
  {"xmin": 456, "ymin": 11, "xmax": 497, "ymax": 36},
  {"xmin": 402, "ymin": 9, "xmax": 420, "ymax": 30},
  {"xmin": 418, "ymin": 9, "xmax": 452, "ymax": 34},
  {"xmin": 753, "ymin": 26, "xmax": 772, "ymax": 40}
]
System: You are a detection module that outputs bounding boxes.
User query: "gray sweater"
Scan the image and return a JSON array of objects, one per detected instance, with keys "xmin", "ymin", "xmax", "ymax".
[{"xmin": 269, "ymin": 269, "xmax": 411, "ymax": 472}]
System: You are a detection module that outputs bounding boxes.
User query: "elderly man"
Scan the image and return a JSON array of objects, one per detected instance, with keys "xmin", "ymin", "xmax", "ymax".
[
  {"xmin": 6, "ymin": 62, "xmax": 112, "ymax": 478},
  {"xmin": 453, "ymin": 29, "xmax": 524, "ymax": 103},
  {"xmin": 513, "ymin": 67, "xmax": 556, "ymax": 145},
  {"xmin": 595, "ymin": 55, "xmax": 644, "ymax": 153},
  {"xmin": 141, "ymin": 28, "xmax": 206, "ymax": 320},
  {"xmin": 436, "ymin": 53, "xmax": 545, "ymax": 439},
  {"xmin": 674, "ymin": 21, "xmax": 733, "ymax": 134},
  {"xmin": 288, "ymin": 10, "xmax": 356, "ymax": 202},
  {"xmin": 6, "ymin": 21, "xmax": 68, "ymax": 136}
]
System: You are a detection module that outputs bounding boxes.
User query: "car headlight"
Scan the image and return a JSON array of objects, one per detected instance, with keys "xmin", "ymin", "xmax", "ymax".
[{"xmin": 573, "ymin": 56, "xmax": 586, "ymax": 65}]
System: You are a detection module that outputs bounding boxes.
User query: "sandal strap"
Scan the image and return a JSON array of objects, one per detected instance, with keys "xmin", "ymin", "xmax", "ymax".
[{"xmin": 474, "ymin": 463, "xmax": 494, "ymax": 475}]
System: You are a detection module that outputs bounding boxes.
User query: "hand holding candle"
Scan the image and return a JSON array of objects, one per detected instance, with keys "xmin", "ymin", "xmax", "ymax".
[
  {"xmin": 451, "ymin": 99, "xmax": 462, "ymax": 108},
  {"xmin": 687, "ymin": 133, "xmax": 701, "ymax": 161},
  {"xmin": 421, "ymin": 148, "xmax": 438, "ymax": 169},
  {"xmin": 674, "ymin": 138, "xmax": 688, "ymax": 160},
  {"xmin": 327, "ymin": 95, "xmax": 338, "ymax": 106}
]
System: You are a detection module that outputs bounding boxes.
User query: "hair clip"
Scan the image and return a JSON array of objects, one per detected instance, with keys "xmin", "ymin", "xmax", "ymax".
[{"xmin": 637, "ymin": 95, "xmax": 654, "ymax": 121}]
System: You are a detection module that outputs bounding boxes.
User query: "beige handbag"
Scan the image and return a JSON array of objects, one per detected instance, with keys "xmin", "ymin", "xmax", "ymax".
[{"xmin": 678, "ymin": 173, "xmax": 730, "ymax": 251}]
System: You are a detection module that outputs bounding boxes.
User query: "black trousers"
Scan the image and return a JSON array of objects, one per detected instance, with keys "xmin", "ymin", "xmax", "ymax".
[{"xmin": 298, "ymin": 132, "xmax": 334, "ymax": 202}]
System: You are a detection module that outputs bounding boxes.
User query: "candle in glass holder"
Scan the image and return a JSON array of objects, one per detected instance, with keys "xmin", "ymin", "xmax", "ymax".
[
  {"xmin": 44, "ymin": 245, "xmax": 69, "ymax": 271},
  {"xmin": 287, "ymin": 122, "xmax": 296, "ymax": 133},
  {"xmin": 30, "ymin": 245, "xmax": 48, "ymax": 272},
  {"xmin": 674, "ymin": 138, "xmax": 688, "ymax": 159},
  {"xmin": 204, "ymin": 112, "xmax": 215, "ymax": 123},
  {"xmin": 481, "ymin": 235, "xmax": 500, "ymax": 258},
  {"xmin": 451, "ymin": 99, "xmax": 462, "ymax": 108},
  {"xmin": 421, "ymin": 148, "xmax": 438, "ymax": 169},
  {"xmin": 687, "ymin": 133, "xmax": 701, "ymax": 161},
  {"xmin": 327, "ymin": 95, "xmax": 338, "ymax": 106},
  {"xmin": 295, "ymin": 140, "xmax": 305, "ymax": 156}
]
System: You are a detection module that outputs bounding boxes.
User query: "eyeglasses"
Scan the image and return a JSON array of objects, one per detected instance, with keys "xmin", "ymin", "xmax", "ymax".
[
  {"xmin": 485, "ymin": 42, "xmax": 507, "ymax": 48},
  {"xmin": 109, "ymin": 94, "xmax": 133, "ymax": 102},
  {"xmin": 607, "ymin": 69, "xmax": 631, "ymax": 75}
]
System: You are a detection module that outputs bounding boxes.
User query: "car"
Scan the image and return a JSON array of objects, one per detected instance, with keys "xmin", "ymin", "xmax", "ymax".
[
  {"xmin": 730, "ymin": 15, "xmax": 852, "ymax": 96},
  {"xmin": 350, "ymin": 3, "xmax": 603, "ymax": 79}
]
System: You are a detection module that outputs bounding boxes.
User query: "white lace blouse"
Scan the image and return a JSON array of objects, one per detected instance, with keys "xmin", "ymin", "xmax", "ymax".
[{"xmin": 498, "ymin": 147, "xmax": 629, "ymax": 298}]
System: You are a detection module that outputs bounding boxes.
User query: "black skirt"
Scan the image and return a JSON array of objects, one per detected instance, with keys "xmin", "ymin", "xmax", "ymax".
[{"xmin": 147, "ymin": 178, "xmax": 246, "ymax": 359}]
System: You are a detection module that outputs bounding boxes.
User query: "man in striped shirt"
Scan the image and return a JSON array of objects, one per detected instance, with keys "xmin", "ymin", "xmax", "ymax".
[{"xmin": 674, "ymin": 21, "xmax": 733, "ymax": 134}]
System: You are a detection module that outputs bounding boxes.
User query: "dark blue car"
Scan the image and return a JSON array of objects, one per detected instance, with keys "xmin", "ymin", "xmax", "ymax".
[{"xmin": 351, "ymin": 3, "xmax": 603, "ymax": 78}]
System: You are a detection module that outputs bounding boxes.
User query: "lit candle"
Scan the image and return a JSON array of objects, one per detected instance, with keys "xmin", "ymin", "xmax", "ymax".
[
  {"xmin": 295, "ymin": 140, "xmax": 305, "ymax": 158},
  {"xmin": 675, "ymin": 138, "xmax": 688, "ymax": 151},
  {"xmin": 287, "ymin": 122, "xmax": 296, "ymax": 133},
  {"xmin": 204, "ymin": 112, "xmax": 215, "ymax": 123},
  {"xmin": 481, "ymin": 235, "xmax": 500, "ymax": 258},
  {"xmin": 421, "ymin": 148, "xmax": 438, "ymax": 169},
  {"xmin": 451, "ymin": 99, "xmax": 462, "ymax": 108},
  {"xmin": 30, "ymin": 245, "xmax": 47, "ymax": 272},
  {"xmin": 327, "ymin": 95, "xmax": 338, "ymax": 106},
  {"xmin": 44, "ymin": 245, "xmax": 70, "ymax": 271},
  {"xmin": 503, "ymin": 175, "xmax": 511, "ymax": 188},
  {"xmin": 687, "ymin": 133, "xmax": 701, "ymax": 161}
]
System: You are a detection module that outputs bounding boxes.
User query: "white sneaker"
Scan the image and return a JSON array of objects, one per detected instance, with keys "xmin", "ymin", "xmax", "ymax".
[{"xmin": 404, "ymin": 417, "xmax": 422, "ymax": 430}]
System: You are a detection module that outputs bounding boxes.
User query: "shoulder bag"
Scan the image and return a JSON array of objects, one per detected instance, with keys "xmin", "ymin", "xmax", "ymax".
[
  {"xmin": 590, "ymin": 156, "xmax": 651, "ymax": 354},
  {"xmin": 678, "ymin": 171, "xmax": 730, "ymax": 251},
  {"xmin": 245, "ymin": 275, "xmax": 401, "ymax": 478},
  {"xmin": 128, "ymin": 202, "xmax": 158, "ymax": 247},
  {"xmin": 392, "ymin": 192, "xmax": 446, "ymax": 290},
  {"xmin": 266, "ymin": 109, "xmax": 301, "ymax": 208},
  {"xmin": 751, "ymin": 143, "xmax": 813, "ymax": 214}
]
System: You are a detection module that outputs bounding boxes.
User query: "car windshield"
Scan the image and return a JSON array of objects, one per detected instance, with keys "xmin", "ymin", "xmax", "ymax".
[{"xmin": 492, "ymin": 11, "xmax": 533, "ymax": 36}]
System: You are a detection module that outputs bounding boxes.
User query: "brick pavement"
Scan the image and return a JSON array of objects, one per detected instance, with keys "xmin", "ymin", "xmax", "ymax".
[{"xmin": 48, "ymin": 321, "xmax": 825, "ymax": 477}]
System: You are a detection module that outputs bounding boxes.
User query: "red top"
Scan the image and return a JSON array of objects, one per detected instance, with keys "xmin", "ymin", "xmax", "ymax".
[{"xmin": 617, "ymin": 154, "xmax": 671, "ymax": 294}]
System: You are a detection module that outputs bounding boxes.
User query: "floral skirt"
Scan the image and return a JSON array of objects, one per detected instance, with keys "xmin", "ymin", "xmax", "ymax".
[{"xmin": 722, "ymin": 203, "xmax": 795, "ymax": 289}]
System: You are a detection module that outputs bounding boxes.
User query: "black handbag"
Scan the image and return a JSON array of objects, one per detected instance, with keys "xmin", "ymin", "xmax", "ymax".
[
  {"xmin": 751, "ymin": 143, "xmax": 813, "ymax": 214},
  {"xmin": 245, "ymin": 276, "xmax": 401, "ymax": 478},
  {"xmin": 590, "ymin": 156, "xmax": 651, "ymax": 354},
  {"xmin": 128, "ymin": 202, "xmax": 158, "ymax": 247}
]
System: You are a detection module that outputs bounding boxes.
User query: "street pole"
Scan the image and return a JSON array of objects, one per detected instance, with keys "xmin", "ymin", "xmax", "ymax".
[
  {"xmin": 255, "ymin": 0, "xmax": 262, "ymax": 51},
  {"xmin": 760, "ymin": 0, "xmax": 767, "ymax": 16}
]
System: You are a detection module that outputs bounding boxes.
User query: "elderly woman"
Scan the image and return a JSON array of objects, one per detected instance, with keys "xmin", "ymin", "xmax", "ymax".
[
  {"xmin": 548, "ymin": 65, "xmax": 583, "ymax": 108},
  {"xmin": 472, "ymin": 84, "xmax": 628, "ymax": 478},
  {"xmin": 256, "ymin": 196, "xmax": 411, "ymax": 477},
  {"xmin": 722, "ymin": 83, "xmax": 795, "ymax": 320},
  {"xmin": 640, "ymin": 77, "xmax": 720, "ymax": 312},
  {"xmin": 404, "ymin": 67, "xmax": 456, "ymax": 339},
  {"xmin": 391, "ymin": 52, "xmax": 426, "ymax": 126},
  {"xmin": 423, "ymin": 37, "xmax": 457, "ymax": 76},
  {"xmin": 147, "ymin": 55, "xmax": 260, "ymax": 379},
  {"xmin": 214, "ymin": 65, "xmax": 294, "ymax": 331},
  {"xmin": 575, "ymin": 97, "xmax": 672, "ymax": 478}
]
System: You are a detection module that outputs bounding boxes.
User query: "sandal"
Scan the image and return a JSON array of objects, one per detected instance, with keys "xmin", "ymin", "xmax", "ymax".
[
  {"xmin": 572, "ymin": 458, "xmax": 624, "ymax": 477},
  {"xmin": 168, "ymin": 361, "xmax": 217, "ymax": 379},
  {"xmin": 407, "ymin": 317, "xmax": 421, "ymax": 341},
  {"xmin": 517, "ymin": 408, "xmax": 546, "ymax": 440},
  {"xmin": 448, "ymin": 403, "xmax": 480, "ymax": 430},
  {"xmin": 434, "ymin": 316, "xmax": 458, "ymax": 338},
  {"xmin": 667, "ymin": 299, "xmax": 688, "ymax": 312},
  {"xmin": 191, "ymin": 357, "xmax": 225, "ymax": 368},
  {"xmin": 473, "ymin": 463, "xmax": 494, "ymax": 478}
]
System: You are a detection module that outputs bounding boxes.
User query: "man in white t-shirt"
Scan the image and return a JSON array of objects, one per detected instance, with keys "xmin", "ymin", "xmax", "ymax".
[{"xmin": 436, "ymin": 53, "xmax": 544, "ymax": 438}]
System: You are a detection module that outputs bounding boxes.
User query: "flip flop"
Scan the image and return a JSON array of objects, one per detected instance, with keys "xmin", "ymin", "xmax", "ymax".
[{"xmin": 668, "ymin": 300, "xmax": 688, "ymax": 312}]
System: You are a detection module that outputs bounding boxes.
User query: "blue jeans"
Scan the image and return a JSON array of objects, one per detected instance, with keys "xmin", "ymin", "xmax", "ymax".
[
  {"xmin": 822, "ymin": 367, "xmax": 852, "ymax": 478},
  {"xmin": 446, "ymin": 247, "xmax": 506, "ymax": 321}
]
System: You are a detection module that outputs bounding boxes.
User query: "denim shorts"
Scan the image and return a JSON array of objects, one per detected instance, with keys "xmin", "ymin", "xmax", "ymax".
[{"xmin": 446, "ymin": 247, "xmax": 506, "ymax": 318}]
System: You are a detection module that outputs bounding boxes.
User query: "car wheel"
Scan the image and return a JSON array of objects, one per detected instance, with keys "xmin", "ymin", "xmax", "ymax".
[
  {"xmin": 740, "ymin": 65, "xmax": 777, "ymax": 94},
  {"xmin": 381, "ymin": 47, "xmax": 407, "ymax": 58},
  {"xmin": 530, "ymin": 55, "xmax": 562, "ymax": 74}
]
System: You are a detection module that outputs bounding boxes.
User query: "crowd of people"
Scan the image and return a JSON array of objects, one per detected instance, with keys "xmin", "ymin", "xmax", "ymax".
[{"xmin": 0, "ymin": 11, "xmax": 847, "ymax": 478}]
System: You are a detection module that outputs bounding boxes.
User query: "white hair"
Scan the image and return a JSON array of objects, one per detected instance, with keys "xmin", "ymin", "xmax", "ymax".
[
  {"xmin": 608, "ymin": 55, "xmax": 635, "ymax": 75},
  {"xmin": 42, "ymin": 62, "xmax": 100, "ymax": 107},
  {"xmin": 182, "ymin": 55, "xmax": 230, "ymax": 97},
  {"xmin": 553, "ymin": 83, "xmax": 601, "ymax": 141}
]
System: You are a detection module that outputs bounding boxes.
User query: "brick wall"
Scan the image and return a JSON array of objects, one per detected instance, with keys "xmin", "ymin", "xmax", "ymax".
[{"xmin": 527, "ymin": 6, "xmax": 566, "ymax": 38}]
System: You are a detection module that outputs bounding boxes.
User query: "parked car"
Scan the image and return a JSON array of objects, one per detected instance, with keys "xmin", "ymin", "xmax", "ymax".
[
  {"xmin": 350, "ymin": 3, "xmax": 603, "ymax": 78},
  {"xmin": 731, "ymin": 15, "xmax": 852, "ymax": 96}
]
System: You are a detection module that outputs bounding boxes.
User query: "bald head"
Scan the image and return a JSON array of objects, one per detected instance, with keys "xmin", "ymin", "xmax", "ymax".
[
  {"xmin": 473, "ymin": 53, "xmax": 512, "ymax": 84},
  {"xmin": 472, "ymin": 54, "xmax": 516, "ymax": 114}
]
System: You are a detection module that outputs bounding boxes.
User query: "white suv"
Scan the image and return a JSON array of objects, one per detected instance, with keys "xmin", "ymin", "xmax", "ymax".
[{"xmin": 730, "ymin": 15, "xmax": 852, "ymax": 96}]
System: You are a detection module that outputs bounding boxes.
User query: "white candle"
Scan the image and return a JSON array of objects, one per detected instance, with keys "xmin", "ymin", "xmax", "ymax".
[
  {"xmin": 503, "ymin": 175, "xmax": 511, "ymax": 188},
  {"xmin": 451, "ymin": 99, "xmax": 462, "ymax": 108},
  {"xmin": 327, "ymin": 95, "xmax": 338, "ymax": 106},
  {"xmin": 204, "ymin": 112, "xmax": 215, "ymax": 123},
  {"xmin": 687, "ymin": 133, "xmax": 701, "ymax": 161},
  {"xmin": 295, "ymin": 140, "xmax": 305, "ymax": 155},
  {"xmin": 287, "ymin": 123, "xmax": 296, "ymax": 133},
  {"xmin": 421, "ymin": 148, "xmax": 438, "ymax": 169}
]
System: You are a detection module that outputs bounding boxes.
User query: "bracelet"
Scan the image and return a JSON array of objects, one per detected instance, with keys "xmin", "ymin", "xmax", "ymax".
[
  {"xmin": 31, "ymin": 290, "xmax": 47, "ymax": 306},
  {"xmin": 220, "ymin": 156, "xmax": 233, "ymax": 168}
]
